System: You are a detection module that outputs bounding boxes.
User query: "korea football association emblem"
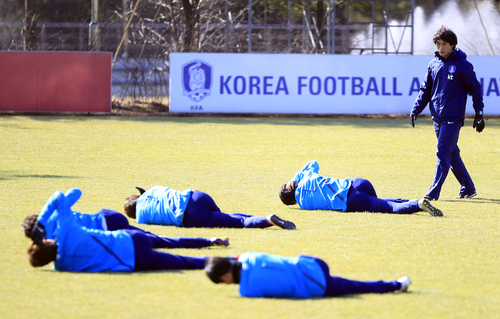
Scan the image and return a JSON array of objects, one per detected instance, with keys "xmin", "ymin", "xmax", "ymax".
[
  {"xmin": 447, "ymin": 65, "xmax": 456, "ymax": 80},
  {"xmin": 181, "ymin": 60, "xmax": 213, "ymax": 102}
]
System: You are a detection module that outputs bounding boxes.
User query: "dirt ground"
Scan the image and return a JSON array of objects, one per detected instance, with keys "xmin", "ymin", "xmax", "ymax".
[
  {"xmin": 111, "ymin": 103, "xmax": 411, "ymax": 118},
  {"xmin": 2, "ymin": 102, "xmax": 494, "ymax": 119}
]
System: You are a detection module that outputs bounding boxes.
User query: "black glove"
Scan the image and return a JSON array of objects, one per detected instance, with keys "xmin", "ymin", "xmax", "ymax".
[
  {"xmin": 30, "ymin": 221, "xmax": 46, "ymax": 246},
  {"xmin": 473, "ymin": 111, "xmax": 484, "ymax": 133},
  {"xmin": 409, "ymin": 113, "xmax": 417, "ymax": 127}
]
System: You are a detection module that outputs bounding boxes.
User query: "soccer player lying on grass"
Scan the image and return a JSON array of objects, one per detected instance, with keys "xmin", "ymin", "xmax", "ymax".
[
  {"xmin": 23, "ymin": 195, "xmax": 229, "ymax": 249},
  {"xmin": 26, "ymin": 188, "xmax": 222, "ymax": 272},
  {"xmin": 205, "ymin": 252, "xmax": 410, "ymax": 298},
  {"xmin": 279, "ymin": 160, "xmax": 443, "ymax": 217},
  {"xmin": 124, "ymin": 186, "xmax": 296, "ymax": 230}
]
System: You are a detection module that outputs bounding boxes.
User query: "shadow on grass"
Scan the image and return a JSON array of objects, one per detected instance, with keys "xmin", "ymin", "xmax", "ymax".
[
  {"xmin": 215, "ymin": 292, "xmax": 412, "ymax": 300},
  {"xmin": 441, "ymin": 198, "xmax": 500, "ymax": 205},
  {"xmin": 0, "ymin": 171, "xmax": 82, "ymax": 181},
  {"xmin": 244, "ymin": 292, "xmax": 412, "ymax": 300},
  {"xmin": 0, "ymin": 114, "xmax": 443, "ymax": 129},
  {"xmin": 0, "ymin": 122, "xmax": 34, "ymax": 129},
  {"xmin": 288, "ymin": 208, "xmax": 447, "ymax": 218},
  {"xmin": 38, "ymin": 269, "xmax": 189, "ymax": 274},
  {"xmin": 4, "ymin": 114, "xmax": 499, "ymax": 129},
  {"xmin": 217, "ymin": 294, "xmax": 363, "ymax": 301}
]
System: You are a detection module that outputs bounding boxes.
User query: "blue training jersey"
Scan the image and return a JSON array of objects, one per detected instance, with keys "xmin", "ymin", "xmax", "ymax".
[
  {"xmin": 292, "ymin": 160, "xmax": 352, "ymax": 212},
  {"xmin": 39, "ymin": 189, "xmax": 135, "ymax": 272},
  {"xmin": 40, "ymin": 209, "xmax": 104, "ymax": 240},
  {"xmin": 238, "ymin": 252, "xmax": 327, "ymax": 298},
  {"xmin": 136, "ymin": 186, "xmax": 192, "ymax": 226}
]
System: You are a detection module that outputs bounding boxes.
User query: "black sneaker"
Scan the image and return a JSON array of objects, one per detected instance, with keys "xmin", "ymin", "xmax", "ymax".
[
  {"xmin": 267, "ymin": 214, "xmax": 296, "ymax": 230},
  {"xmin": 418, "ymin": 198, "xmax": 443, "ymax": 217},
  {"xmin": 455, "ymin": 191, "xmax": 477, "ymax": 199}
]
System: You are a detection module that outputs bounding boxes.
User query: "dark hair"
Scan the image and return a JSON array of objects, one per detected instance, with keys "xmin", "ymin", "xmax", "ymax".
[
  {"xmin": 27, "ymin": 242, "xmax": 57, "ymax": 267},
  {"xmin": 22, "ymin": 214, "xmax": 38, "ymax": 238},
  {"xmin": 279, "ymin": 183, "xmax": 297, "ymax": 205},
  {"xmin": 433, "ymin": 26, "xmax": 457, "ymax": 48},
  {"xmin": 124, "ymin": 194, "xmax": 139, "ymax": 219},
  {"xmin": 205, "ymin": 257, "xmax": 241, "ymax": 284}
]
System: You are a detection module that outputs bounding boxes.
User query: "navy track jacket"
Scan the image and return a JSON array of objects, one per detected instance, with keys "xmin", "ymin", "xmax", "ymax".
[{"xmin": 411, "ymin": 48, "xmax": 484, "ymax": 123}]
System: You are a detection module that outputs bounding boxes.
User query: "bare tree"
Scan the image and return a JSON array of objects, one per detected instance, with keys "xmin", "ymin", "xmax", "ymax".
[
  {"xmin": 22, "ymin": 0, "xmax": 38, "ymax": 50},
  {"xmin": 180, "ymin": 0, "xmax": 198, "ymax": 52}
]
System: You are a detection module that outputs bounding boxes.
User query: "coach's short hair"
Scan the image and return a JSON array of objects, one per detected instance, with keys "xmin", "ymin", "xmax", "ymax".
[
  {"xmin": 433, "ymin": 26, "xmax": 457, "ymax": 49},
  {"xmin": 124, "ymin": 194, "xmax": 139, "ymax": 219},
  {"xmin": 279, "ymin": 183, "xmax": 297, "ymax": 205}
]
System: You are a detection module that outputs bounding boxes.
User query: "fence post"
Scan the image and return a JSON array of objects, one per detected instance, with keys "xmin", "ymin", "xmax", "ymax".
[
  {"xmin": 89, "ymin": 0, "xmax": 100, "ymax": 51},
  {"xmin": 22, "ymin": 0, "xmax": 38, "ymax": 50}
]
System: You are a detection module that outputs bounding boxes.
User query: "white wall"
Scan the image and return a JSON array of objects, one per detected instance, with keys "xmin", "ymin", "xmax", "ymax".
[{"xmin": 170, "ymin": 53, "xmax": 500, "ymax": 115}]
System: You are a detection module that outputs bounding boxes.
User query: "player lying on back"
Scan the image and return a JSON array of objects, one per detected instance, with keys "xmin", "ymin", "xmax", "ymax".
[
  {"xmin": 279, "ymin": 160, "xmax": 443, "ymax": 217},
  {"xmin": 125, "ymin": 185, "xmax": 296, "ymax": 229},
  {"xmin": 205, "ymin": 252, "xmax": 410, "ymax": 298}
]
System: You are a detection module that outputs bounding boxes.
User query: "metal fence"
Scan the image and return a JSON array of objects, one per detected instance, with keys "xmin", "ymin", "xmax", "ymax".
[{"xmin": 1, "ymin": 0, "xmax": 415, "ymax": 106}]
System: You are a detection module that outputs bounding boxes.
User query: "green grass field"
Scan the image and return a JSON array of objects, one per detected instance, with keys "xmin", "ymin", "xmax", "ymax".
[{"xmin": 1, "ymin": 115, "xmax": 499, "ymax": 319}]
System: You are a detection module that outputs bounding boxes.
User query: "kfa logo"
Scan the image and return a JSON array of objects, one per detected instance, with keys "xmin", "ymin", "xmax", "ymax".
[
  {"xmin": 182, "ymin": 60, "xmax": 212, "ymax": 102},
  {"xmin": 447, "ymin": 65, "xmax": 456, "ymax": 80}
]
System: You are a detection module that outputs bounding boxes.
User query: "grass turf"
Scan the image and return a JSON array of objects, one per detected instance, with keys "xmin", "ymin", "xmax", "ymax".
[{"xmin": 1, "ymin": 115, "xmax": 499, "ymax": 319}]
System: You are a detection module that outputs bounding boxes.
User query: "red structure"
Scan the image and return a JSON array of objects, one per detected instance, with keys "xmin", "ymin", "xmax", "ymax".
[{"xmin": 0, "ymin": 51, "xmax": 111, "ymax": 113}]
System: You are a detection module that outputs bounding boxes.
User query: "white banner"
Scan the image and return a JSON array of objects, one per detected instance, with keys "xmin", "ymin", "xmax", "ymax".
[{"xmin": 170, "ymin": 53, "xmax": 500, "ymax": 115}]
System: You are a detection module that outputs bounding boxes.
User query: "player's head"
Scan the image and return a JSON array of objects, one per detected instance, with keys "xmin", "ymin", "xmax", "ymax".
[
  {"xmin": 279, "ymin": 182, "xmax": 297, "ymax": 205},
  {"xmin": 433, "ymin": 26, "xmax": 457, "ymax": 49},
  {"xmin": 205, "ymin": 257, "xmax": 241, "ymax": 284},
  {"xmin": 22, "ymin": 214, "xmax": 38, "ymax": 238},
  {"xmin": 27, "ymin": 240, "xmax": 57, "ymax": 267},
  {"xmin": 124, "ymin": 194, "xmax": 140, "ymax": 219}
]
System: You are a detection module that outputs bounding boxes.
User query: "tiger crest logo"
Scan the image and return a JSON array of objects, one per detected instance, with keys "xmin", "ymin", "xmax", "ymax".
[{"xmin": 182, "ymin": 60, "xmax": 213, "ymax": 102}]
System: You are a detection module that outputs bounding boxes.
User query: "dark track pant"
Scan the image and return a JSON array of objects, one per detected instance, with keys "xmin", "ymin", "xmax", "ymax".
[
  {"xmin": 311, "ymin": 257, "xmax": 402, "ymax": 296},
  {"xmin": 346, "ymin": 178, "xmax": 420, "ymax": 214},
  {"xmin": 124, "ymin": 229, "xmax": 207, "ymax": 271},
  {"xmin": 182, "ymin": 190, "xmax": 271, "ymax": 228},
  {"xmin": 426, "ymin": 121, "xmax": 475, "ymax": 199},
  {"xmin": 101, "ymin": 209, "xmax": 213, "ymax": 249}
]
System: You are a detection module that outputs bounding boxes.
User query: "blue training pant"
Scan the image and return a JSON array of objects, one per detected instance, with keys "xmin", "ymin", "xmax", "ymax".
[
  {"xmin": 311, "ymin": 257, "xmax": 401, "ymax": 296},
  {"xmin": 182, "ymin": 190, "xmax": 271, "ymax": 228},
  {"xmin": 101, "ymin": 209, "xmax": 214, "ymax": 249},
  {"xmin": 426, "ymin": 121, "xmax": 475, "ymax": 199},
  {"xmin": 346, "ymin": 178, "xmax": 420, "ymax": 214},
  {"xmin": 124, "ymin": 229, "xmax": 207, "ymax": 271}
]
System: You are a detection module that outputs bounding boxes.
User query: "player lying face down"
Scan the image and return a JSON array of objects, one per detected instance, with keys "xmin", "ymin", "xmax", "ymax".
[
  {"xmin": 205, "ymin": 252, "xmax": 410, "ymax": 298},
  {"xmin": 279, "ymin": 160, "xmax": 443, "ymax": 217},
  {"xmin": 125, "ymin": 185, "xmax": 296, "ymax": 229},
  {"xmin": 23, "ymin": 209, "xmax": 230, "ymax": 251}
]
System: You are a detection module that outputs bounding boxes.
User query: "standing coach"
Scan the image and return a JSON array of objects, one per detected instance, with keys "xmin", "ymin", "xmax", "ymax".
[{"xmin": 410, "ymin": 26, "xmax": 485, "ymax": 201}]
